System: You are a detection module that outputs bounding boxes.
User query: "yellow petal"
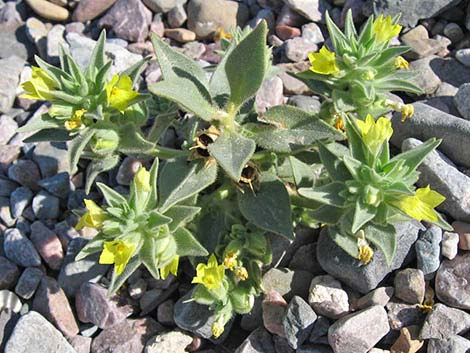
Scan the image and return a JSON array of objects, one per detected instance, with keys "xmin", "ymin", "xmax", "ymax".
[
  {"xmin": 134, "ymin": 167, "xmax": 151, "ymax": 192},
  {"xmin": 160, "ymin": 256, "xmax": 179, "ymax": 279},
  {"xmin": 372, "ymin": 15, "xmax": 402, "ymax": 43},
  {"xmin": 308, "ymin": 46, "xmax": 340, "ymax": 75},
  {"xmin": 106, "ymin": 75, "xmax": 139, "ymax": 112}
]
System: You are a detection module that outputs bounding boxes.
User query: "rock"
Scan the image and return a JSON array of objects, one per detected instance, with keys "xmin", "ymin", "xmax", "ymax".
[
  {"xmin": 353, "ymin": 287, "xmax": 394, "ymax": 311},
  {"xmin": 76, "ymin": 282, "xmax": 133, "ymax": 329},
  {"xmin": 420, "ymin": 303, "xmax": 470, "ymax": 340},
  {"xmin": 441, "ymin": 231, "xmax": 459, "ymax": 260},
  {"xmin": 4, "ymin": 311, "xmax": 76, "ymax": 353},
  {"xmin": 91, "ymin": 318, "xmax": 162, "ymax": 353},
  {"xmin": 167, "ymin": 5, "xmax": 187, "ymax": 28},
  {"xmin": 301, "ymin": 23, "xmax": 324, "ymax": 44},
  {"xmin": 262, "ymin": 290, "xmax": 288, "ymax": 337},
  {"xmin": 391, "ymin": 103, "xmax": 470, "ymax": 168},
  {"xmin": 54, "ymin": 220, "xmax": 81, "ymax": 249},
  {"xmin": 415, "ymin": 226, "xmax": 441, "ymax": 279},
  {"xmin": 38, "ymin": 172, "xmax": 72, "ymax": 199},
  {"xmin": 261, "ymin": 268, "xmax": 312, "ymax": 301},
  {"xmin": 308, "ymin": 315, "xmax": 329, "ymax": 344},
  {"xmin": 164, "ymin": 28, "xmax": 196, "ymax": 43},
  {"xmin": 25, "ymin": 0, "xmax": 69, "ymax": 21},
  {"xmin": 454, "ymin": 83, "xmax": 470, "ymax": 119},
  {"xmin": 278, "ymin": 70, "xmax": 310, "ymax": 95},
  {"xmin": 443, "ymin": 22, "xmax": 464, "ymax": 43},
  {"xmin": 283, "ymin": 296, "xmax": 317, "ymax": 349},
  {"xmin": 234, "ymin": 328, "xmax": 275, "ymax": 353},
  {"xmin": 143, "ymin": 0, "xmax": 186, "ymax": 13},
  {"xmin": 98, "ymin": 0, "xmax": 152, "ymax": 43},
  {"xmin": 328, "ymin": 305, "xmax": 390, "ymax": 353},
  {"xmin": 32, "ymin": 276, "xmax": 79, "ymax": 338},
  {"xmin": 14, "ymin": 267, "xmax": 43, "ymax": 300},
  {"xmin": 455, "ymin": 48, "xmax": 470, "ymax": 67},
  {"xmin": 157, "ymin": 299, "xmax": 174, "ymax": 326},
  {"xmin": 144, "ymin": 331, "xmax": 192, "ymax": 353},
  {"xmin": 47, "ymin": 24, "xmax": 68, "ymax": 65},
  {"xmin": 317, "ymin": 222, "xmax": 422, "ymax": 293},
  {"xmin": 140, "ymin": 286, "xmax": 178, "ymax": 315},
  {"xmin": 0, "ymin": 146, "xmax": 21, "ymax": 173},
  {"xmin": 435, "ymin": 253, "xmax": 470, "ymax": 310},
  {"xmin": 32, "ymin": 142, "xmax": 69, "ymax": 178},
  {"xmin": 58, "ymin": 238, "xmax": 108, "ymax": 297},
  {"xmin": 4, "ymin": 228, "xmax": 41, "ymax": 267},
  {"xmin": 428, "ymin": 335, "xmax": 470, "ymax": 353},
  {"xmin": 408, "ymin": 56, "xmax": 441, "ymax": 94},
  {"xmin": 453, "ymin": 221, "xmax": 470, "ymax": 250},
  {"xmin": 0, "ymin": 290, "xmax": 22, "ymax": 313},
  {"xmin": 181, "ymin": 41, "xmax": 206, "ymax": 60},
  {"xmin": 390, "ymin": 326, "xmax": 423, "ymax": 353},
  {"xmin": 400, "ymin": 25, "xmax": 446, "ymax": 60},
  {"xmin": 0, "ymin": 179, "xmax": 18, "ymax": 197},
  {"xmin": 0, "ymin": 256, "xmax": 19, "ymax": 290},
  {"xmin": 150, "ymin": 13, "xmax": 165, "ymax": 38},
  {"xmin": 0, "ymin": 309, "xmax": 20, "ymax": 352},
  {"xmin": 10, "ymin": 187, "xmax": 33, "ymax": 219},
  {"xmin": 66, "ymin": 32, "xmax": 143, "ymax": 76},
  {"xmin": 308, "ymin": 275, "xmax": 349, "ymax": 319},
  {"xmin": 69, "ymin": 335, "xmax": 92, "ymax": 353},
  {"xmin": 241, "ymin": 297, "xmax": 263, "ymax": 331},
  {"xmin": 187, "ymin": 0, "xmax": 250, "ymax": 39},
  {"xmin": 255, "ymin": 76, "xmax": 284, "ymax": 114},
  {"xmin": 0, "ymin": 197, "xmax": 15, "ymax": 227},
  {"xmin": 72, "ymin": 0, "xmax": 117, "ymax": 22},
  {"xmin": 276, "ymin": 25, "xmax": 301, "ymax": 40},
  {"xmin": 288, "ymin": 242, "xmax": 323, "ymax": 274},
  {"xmin": 32, "ymin": 191, "xmax": 60, "ymax": 220},
  {"xmin": 369, "ymin": 0, "xmax": 461, "ymax": 27},
  {"xmin": 386, "ymin": 300, "xmax": 426, "ymax": 331},
  {"xmin": 393, "ymin": 269, "xmax": 425, "ymax": 304},
  {"xmin": 25, "ymin": 17, "xmax": 48, "ymax": 46},
  {"xmin": 0, "ymin": 56, "xmax": 24, "ymax": 114},
  {"xmin": 272, "ymin": 336, "xmax": 294, "ymax": 353},
  {"xmin": 284, "ymin": 0, "xmax": 332, "ymax": 22},
  {"xmin": 30, "ymin": 221, "xmax": 64, "ymax": 270},
  {"xmin": 0, "ymin": 115, "xmax": 17, "ymax": 145},
  {"xmin": 285, "ymin": 37, "xmax": 317, "ymax": 62}
]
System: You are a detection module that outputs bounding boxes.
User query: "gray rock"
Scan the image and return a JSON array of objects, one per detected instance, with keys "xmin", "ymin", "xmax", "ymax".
[
  {"xmin": 10, "ymin": 187, "xmax": 33, "ymax": 219},
  {"xmin": 441, "ymin": 231, "xmax": 459, "ymax": 260},
  {"xmin": 284, "ymin": 0, "xmax": 332, "ymax": 22},
  {"xmin": 0, "ymin": 197, "xmax": 15, "ymax": 227},
  {"xmin": 14, "ymin": 267, "xmax": 44, "ymax": 300},
  {"xmin": 443, "ymin": 22, "xmax": 465, "ymax": 43},
  {"xmin": 255, "ymin": 76, "xmax": 284, "ymax": 114},
  {"xmin": 8, "ymin": 159, "xmax": 41, "ymax": 191},
  {"xmin": 454, "ymin": 83, "xmax": 470, "ymax": 119},
  {"xmin": 386, "ymin": 299, "xmax": 427, "ymax": 331},
  {"xmin": 301, "ymin": 23, "xmax": 324, "ymax": 44},
  {"xmin": 308, "ymin": 315, "xmax": 330, "ymax": 344},
  {"xmin": 428, "ymin": 335, "xmax": 470, "ymax": 353},
  {"xmin": 408, "ymin": 55, "xmax": 442, "ymax": 94},
  {"xmin": 38, "ymin": 172, "xmax": 72, "ymax": 198},
  {"xmin": 4, "ymin": 311, "xmax": 77, "ymax": 353},
  {"xmin": 32, "ymin": 191, "xmax": 60, "ymax": 220},
  {"xmin": 328, "ymin": 305, "xmax": 390, "ymax": 353},
  {"xmin": 283, "ymin": 296, "xmax": 317, "ymax": 349},
  {"xmin": 0, "ymin": 179, "xmax": 18, "ymax": 197},
  {"xmin": 393, "ymin": 269, "xmax": 425, "ymax": 304},
  {"xmin": 0, "ymin": 56, "xmax": 24, "ymax": 114},
  {"xmin": 72, "ymin": 0, "xmax": 117, "ymax": 22},
  {"xmin": 0, "ymin": 256, "xmax": 19, "ymax": 290},
  {"xmin": 288, "ymin": 243, "xmax": 323, "ymax": 274},
  {"xmin": 156, "ymin": 299, "xmax": 174, "ymax": 326},
  {"xmin": 261, "ymin": 268, "xmax": 313, "ymax": 301},
  {"xmin": 143, "ymin": 0, "xmax": 186, "ymax": 13},
  {"xmin": 317, "ymin": 222, "xmax": 423, "ymax": 293},
  {"xmin": 234, "ymin": 327, "xmax": 275, "ymax": 353},
  {"xmin": 415, "ymin": 226, "xmax": 442, "ymax": 279},
  {"xmin": 435, "ymin": 252, "xmax": 470, "ymax": 310},
  {"xmin": 0, "ymin": 309, "xmax": 20, "ymax": 352},
  {"xmin": 401, "ymin": 26, "xmax": 447, "ymax": 60},
  {"xmin": 368, "ymin": 0, "xmax": 461, "ymax": 27},
  {"xmin": 353, "ymin": 287, "xmax": 394, "ymax": 311},
  {"xmin": 144, "ymin": 330, "xmax": 192, "ymax": 353},
  {"xmin": 285, "ymin": 37, "xmax": 317, "ymax": 62},
  {"xmin": 4, "ymin": 228, "xmax": 41, "ymax": 267},
  {"xmin": 54, "ymin": 220, "xmax": 81, "ymax": 249},
  {"xmin": 167, "ymin": 4, "xmax": 187, "ymax": 28},
  {"xmin": 0, "ymin": 115, "xmax": 17, "ymax": 145},
  {"xmin": 69, "ymin": 335, "xmax": 92, "ymax": 353},
  {"xmin": 455, "ymin": 48, "xmax": 470, "ymax": 67},
  {"xmin": 32, "ymin": 142, "xmax": 69, "ymax": 178},
  {"xmin": 249, "ymin": 8, "xmax": 276, "ymax": 30},
  {"xmin": 47, "ymin": 24, "xmax": 68, "ymax": 65},
  {"xmin": 420, "ymin": 303, "xmax": 470, "ymax": 340},
  {"xmin": 308, "ymin": 275, "xmax": 349, "ymax": 319},
  {"xmin": 181, "ymin": 41, "xmax": 206, "ymax": 60}
]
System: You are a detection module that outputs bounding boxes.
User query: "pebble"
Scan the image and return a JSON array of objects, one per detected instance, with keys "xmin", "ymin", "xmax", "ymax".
[
  {"xmin": 276, "ymin": 25, "xmax": 301, "ymax": 40},
  {"xmin": 0, "ymin": 146, "xmax": 21, "ymax": 173},
  {"xmin": 0, "ymin": 290, "xmax": 22, "ymax": 313},
  {"xmin": 25, "ymin": 17, "xmax": 47, "ymax": 48},
  {"xmin": 328, "ymin": 305, "xmax": 390, "ymax": 353},
  {"xmin": 4, "ymin": 311, "xmax": 76, "ymax": 353},
  {"xmin": 32, "ymin": 191, "xmax": 60, "ymax": 220},
  {"xmin": 128, "ymin": 278, "xmax": 147, "ymax": 299},
  {"xmin": 144, "ymin": 330, "xmax": 193, "ymax": 353},
  {"xmin": 98, "ymin": 0, "xmax": 152, "ymax": 43},
  {"xmin": 255, "ymin": 76, "xmax": 284, "ymax": 114},
  {"xmin": 14, "ymin": 267, "xmax": 43, "ymax": 300},
  {"xmin": 0, "ymin": 197, "xmax": 15, "ymax": 227},
  {"xmin": 308, "ymin": 275, "xmax": 349, "ymax": 319},
  {"xmin": 393, "ymin": 269, "xmax": 425, "ymax": 304},
  {"xmin": 54, "ymin": 220, "xmax": 81, "ymax": 248},
  {"xmin": 32, "ymin": 276, "xmax": 79, "ymax": 338},
  {"xmin": 8, "ymin": 160, "xmax": 40, "ymax": 192},
  {"xmin": 455, "ymin": 48, "xmax": 470, "ymax": 67},
  {"xmin": 32, "ymin": 142, "xmax": 70, "ymax": 178},
  {"xmin": 47, "ymin": 24, "xmax": 68, "ymax": 65},
  {"xmin": 157, "ymin": 299, "xmax": 175, "ymax": 326},
  {"xmin": 4, "ymin": 228, "xmax": 41, "ymax": 267},
  {"xmin": 240, "ymin": 297, "xmax": 263, "ymax": 331},
  {"xmin": 288, "ymin": 242, "xmax": 323, "ymax": 274},
  {"xmin": 278, "ymin": 69, "xmax": 310, "ymax": 95},
  {"xmin": 182, "ymin": 41, "xmax": 206, "ymax": 60},
  {"xmin": 415, "ymin": 226, "xmax": 442, "ymax": 279},
  {"xmin": 187, "ymin": 0, "xmax": 250, "ymax": 39},
  {"xmin": 308, "ymin": 315, "xmax": 330, "ymax": 343},
  {"xmin": 301, "ymin": 23, "xmax": 324, "ymax": 44},
  {"xmin": 454, "ymin": 83, "xmax": 470, "ymax": 120},
  {"xmin": 401, "ymin": 25, "xmax": 446, "ymax": 60},
  {"xmin": 441, "ymin": 231, "xmax": 459, "ymax": 260},
  {"xmin": 353, "ymin": 287, "xmax": 394, "ymax": 311},
  {"xmin": 143, "ymin": 0, "xmax": 187, "ymax": 13},
  {"xmin": 0, "ymin": 115, "xmax": 18, "ymax": 145},
  {"xmin": 150, "ymin": 13, "xmax": 165, "ymax": 38},
  {"xmin": 10, "ymin": 187, "xmax": 33, "ymax": 219},
  {"xmin": 283, "ymin": 0, "xmax": 331, "ymax": 22},
  {"xmin": 453, "ymin": 221, "xmax": 470, "ymax": 250},
  {"xmin": 0, "ymin": 309, "xmax": 20, "ymax": 350},
  {"xmin": 443, "ymin": 22, "xmax": 464, "ymax": 43},
  {"xmin": 167, "ymin": 5, "xmax": 187, "ymax": 28},
  {"xmin": 262, "ymin": 290, "xmax": 288, "ymax": 337},
  {"xmin": 234, "ymin": 328, "xmax": 275, "ymax": 353},
  {"xmin": 420, "ymin": 303, "xmax": 470, "ymax": 340},
  {"xmin": 164, "ymin": 28, "xmax": 196, "ymax": 43},
  {"xmin": 283, "ymin": 296, "xmax": 317, "ymax": 349},
  {"xmin": 435, "ymin": 252, "xmax": 470, "ymax": 310},
  {"xmin": 408, "ymin": 55, "xmax": 441, "ymax": 94},
  {"xmin": 390, "ymin": 326, "xmax": 423, "ymax": 353},
  {"xmin": 0, "ymin": 179, "xmax": 18, "ymax": 197},
  {"xmin": 249, "ymin": 8, "xmax": 276, "ymax": 31},
  {"xmin": 428, "ymin": 335, "xmax": 470, "ymax": 353},
  {"xmin": 72, "ymin": 0, "xmax": 117, "ymax": 22},
  {"xmin": 386, "ymin": 300, "xmax": 426, "ymax": 331},
  {"xmin": 285, "ymin": 37, "xmax": 317, "ymax": 62},
  {"xmin": 76, "ymin": 282, "xmax": 133, "ymax": 329},
  {"xmin": 0, "ymin": 256, "xmax": 20, "ymax": 290},
  {"xmin": 261, "ymin": 268, "xmax": 312, "ymax": 301},
  {"xmin": 0, "ymin": 56, "xmax": 24, "ymax": 114},
  {"xmin": 30, "ymin": 221, "xmax": 64, "ymax": 270},
  {"xmin": 69, "ymin": 335, "xmax": 92, "ymax": 353},
  {"xmin": 272, "ymin": 336, "xmax": 294, "ymax": 353},
  {"xmin": 25, "ymin": 0, "xmax": 69, "ymax": 22},
  {"xmin": 38, "ymin": 172, "xmax": 72, "ymax": 199}
]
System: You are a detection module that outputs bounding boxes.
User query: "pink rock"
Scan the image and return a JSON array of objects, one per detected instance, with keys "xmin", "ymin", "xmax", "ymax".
[
  {"xmin": 262, "ymin": 290, "xmax": 288, "ymax": 337},
  {"xmin": 30, "ymin": 221, "xmax": 64, "ymax": 270},
  {"xmin": 69, "ymin": 335, "xmax": 92, "ymax": 353},
  {"xmin": 72, "ymin": 0, "xmax": 117, "ymax": 22},
  {"xmin": 452, "ymin": 221, "xmax": 470, "ymax": 250}
]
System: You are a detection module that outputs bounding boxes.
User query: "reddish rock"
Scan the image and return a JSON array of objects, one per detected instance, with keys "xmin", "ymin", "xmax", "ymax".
[
  {"xmin": 452, "ymin": 221, "xmax": 470, "ymax": 250},
  {"xmin": 69, "ymin": 335, "xmax": 92, "ymax": 353},
  {"xmin": 262, "ymin": 290, "xmax": 288, "ymax": 337},
  {"xmin": 276, "ymin": 25, "xmax": 301, "ymax": 40},
  {"xmin": 72, "ymin": 0, "xmax": 117, "ymax": 22},
  {"xmin": 30, "ymin": 221, "xmax": 64, "ymax": 270}
]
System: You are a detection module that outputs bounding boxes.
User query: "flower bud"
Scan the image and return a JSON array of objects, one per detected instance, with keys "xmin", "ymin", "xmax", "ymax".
[{"xmin": 90, "ymin": 130, "xmax": 119, "ymax": 155}]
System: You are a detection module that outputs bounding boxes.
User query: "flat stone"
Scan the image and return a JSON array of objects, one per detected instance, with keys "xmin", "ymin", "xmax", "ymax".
[
  {"xmin": 428, "ymin": 335, "xmax": 470, "ymax": 353},
  {"xmin": 144, "ymin": 330, "xmax": 193, "ymax": 353},
  {"xmin": 394, "ymin": 269, "xmax": 425, "ymax": 304},
  {"xmin": 143, "ymin": 0, "xmax": 187, "ymax": 13},
  {"xmin": 308, "ymin": 315, "xmax": 330, "ymax": 344},
  {"xmin": 276, "ymin": 25, "xmax": 301, "ymax": 40},
  {"xmin": 288, "ymin": 242, "xmax": 323, "ymax": 274},
  {"xmin": 32, "ymin": 276, "xmax": 79, "ymax": 338},
  {"xmin": 30, "ymin": 221, "xmax": 64, "ymax": 270},
  {"xmin": 435, "ymin": 252, "xmax": 470, "ymax": 310},
  {"xmin": 284, "ymin": 0, "xmax": 332, "ymax": 22},
  {"xmin": 283, "ymin": 296, "xmax": 317, "ymax": 349},
  {"xmin": 261, "ymin": 268, "xmax": 312, "ymax": 301},
  {"xmin": 0, "ymin": 56, "xmax": 24, "ymax": 114},
  {"xmin": 420, "ymin": 303, "xmax": 470, "ymax": 340},
  {"xmin": 54, "ymin": 220, "xmax": 81, "ymax": 249},
  {"xmin": 0, "ymin": 115, "xmax": 18, "ymax": 145},
  {"xmin": 38, "ymin": 172, "xmax": 72, "ymax": 198},
  {"xmin": 164, "ymin": 28, "xmax": 196, "ymax": 43},
  {"xmin": 255, "ymin": 76, "xmax": 284, "ymax": 114},
  {"xmin": 25, "ymin": 0, "xmax": 69, "ymax": 21},
  {"xmin": 386, "ymin": 300, "xmax": 426, "ymax": 331},
  {"xmin": 353, "ymin": 287, "xmax": 394, "ymax": 311},
  {"xmin": 32, "ymin": 142, "xmax": 69, "ymax": 178},
  {"xmin": 390, "ymin": 325, "xmax": 423, "ymax": 353},
  {"xmin": 401, "ymin": 25, "xmax": 446, "ymax": 60},
  {"xmin": 14, "ymin": 267, "xmax": 43, "ymax": 300},
  {"xmin": 8, "ymin": 159, "xmax": 41, "ymax": 191},
  {"xmin": 181, "ymin": 41, "xmax": 206, "ymax": 60},
  {"xmin": 328, "ymin": 305, "xmax": 390, "ymax": 353},
  {"xmin": 415, "ymin": 226, "xmax": 442, "ymax": 279},
  {"xmin": 308, "ymin": 275, "xmax": 349, "ymax": 319},
  {"xmin": 4, "ymin": 228, "xmax": 41, "ymax": 267},
  {"xmin": 156, "ymin": 299, "xmax": 174, "ymax": 326},
  {"xmin": 0, "ymin": 256, "xmax": 19, "ymax": 290},
  {"xmin": 455, "ymin": 83, "xmax": 470, "ymax": 119},
  {"xmin": 441, "ymin": 231, "xmax": 459, "ymax": 260},
  {"xmin": 234, "ymin": 328, "xmax": 275, "ymax": 353},
  {"xmin": 72, "ymin": 0, "xmax": 117, "ymax": 22},
  {"xmin": 262, "ymin": 290, "xmax": 288, "ymax": 337},
  {"xmin": 4, "ymin": 311, "xmax": 76, "ymax": 353},
  {"xmin": 10, "ymin": 187, "xmax": 33, "ymax": 219}
]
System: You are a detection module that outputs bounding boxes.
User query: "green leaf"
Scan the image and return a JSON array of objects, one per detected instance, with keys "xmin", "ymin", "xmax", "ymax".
[
  {"xmin": 49, "ymin": 90, "xmax": 85, "ymax": 105},
  {"xmin": 325, "ymin": 11, "xmax": 350, "ymax": 55},
  {"xmin": 298, "ymin": 182, "xmax": 346, "ymax": 207},
  {"xmin": 343, "ymin": 114, "xmax": 367, "ymax": 162},
  {"xmin": 147, "ymin": 211, "xmax": 172, "ymax": 230},
  {"xmin": 318, "ymin": 143, "xmax": 351, "ymax": 181},
  {"xmin": 173, "ymin": 227, "xmax": 209, "ymax": 257},
  {"xmin": 158, "ymin": 159, "xmax": 217, "ymax": 213},
  {"xmin": 75, "ymin": 234, "xmax": 107, "ymax": 261},
  {"xmin": 164, "ymin": 205, "xmax": 201, "ymax": 231},
  {"xmin": 366, "ymin": 46, "xmax": 410, "ymax": 67},
  {"xmin": 351, "ymin": 201, "xmax": 377, "ymax": 233},
  {"xmin": 238, "ymin": 178, "xmax": 293, "ymax": 239},
  {"xmin": 120, "ymin": 57, "xmax": 150, "ymax": 83},
  {"xmin": 86, "ymin": 30, "xmax": 106, "ymax": 78},
  {"xmin": 85, "ymin": 155, "xmax": 120, "ymax": 193},
  {"xmin": 117, "ymin": 124, "xmax": 155, "ymax": 154},
  {"xmin": 140, "ymin": 237, "xmax": 160, "ymax": 279},
  {"xmin": 289, "ymin": 156, "xmax": 314, "ymax": 187},
  {"xmin": 192, "ymin": 285, "xmax": 217, "ymax": 305},
  {"xmin": 328, "ymin": 226, "xmax": 358, "ymax": 258},
  {"xmin": 35, "ymin": 55, "xmax": 71, "ymax": 86},
  {"xmin": 291, "ymin": 71, "xmax": 333, "ymax": 97},
  {"xmin": 17, "ymin": 113, "xmax": 62, "ymax": 133},
  {"xmin": 23, "ymin": 128, "xmax": 72, "ymax": 143},
  {"xmin": 147, "ymin": 157, "xmax": 159, "ymax": 210},
  {"xmin": 208, "ymin": 131, "xmax": 256, "ymax": 180},
  {"xmin": 363, "ymin": 223, "xmax": 396, "ymax": 266},
  {"xmin": 309, "ymin": 205, "xmax": 344, "ymax": 224},
  {"xmin": 225, "ymin": 21, "xmax": 268, "ymax": 111},
  {"xmin": 108, "ymin": 256, "xmax": 141, "ymax": 295},
  {"xmin": 68, "ymin": 128, "xmax": 95, "ymax": 174},
  {"xmin": 96, "ymin": 182, "xmax": 128, "ymax": 208}
]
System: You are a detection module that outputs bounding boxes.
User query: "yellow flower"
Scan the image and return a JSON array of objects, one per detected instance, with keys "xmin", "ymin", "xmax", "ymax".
[
  {"xmin": 105, "ymin": 75, "xmax": 139, "ymax": 112},
  {"xmin": 234, "ymin": 267, "xmax": 248, "ymax": 281},
  {"xmin": 357, "ymin": 244, "xmax": 374, "ymax": 265},
  {"xmin": 391, "ymin": 186, "xmax": 446, "ymax": 222},
  {"xmin": 214, "ymin": 28, "xmax": 232, "ymax": 41},
  {"xmin": 160, "ymin": 255, "xmax": 179, "ymax": 279},
  {"xmin": 211, "ymin": 319, "xmax": 225, "ymax": 338},
  {"xmin": 134, "ymin": 167, "xmax": 151, "ymax": 192},
  {"xmin": 223, "ymin": 251, "xmax": 238, "ymax": 270},
  {"xmin": 64, "ymin": 109, "xmax": 87, "ymax": 130},
  {"xmin": 308, "ymin": 46, "xmax": 340, "ymax": 75},
  {"xmin": 21, "ymin": 67, "xmax": 57, "ymax": 101},
  {"xmin": 75, "ymin": 199, "xmax": 107, "ymax": 230},
  {"xmin": 99, "ymin": 240, "xmax": 136, "ymax": 275},
  {"xmin": 356, "ymin": 114, "xmax": 393, "ymax": 153},
  {"xmin": 192, "ymin": 254, "xmax": 225, "ymax": 290},
  {"xmin": 400, "ymin": 104, "xmax": 414, "ymax": 122},
  {"xmin": 394, "ymin": 56, "xmax": 409, "ymax": 70},
  {"xmin": 372, "ymin": 15, "xmax": 402, "ymax": 43}
]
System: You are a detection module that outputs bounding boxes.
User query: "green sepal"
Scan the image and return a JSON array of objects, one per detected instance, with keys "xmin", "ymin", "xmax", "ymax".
[
  {"xmin": 193, "ymin": 285, "xmax": 218, "ymax": 305},
  {"xmin": 363, "ymin": 223, "xmax": 397, "ymax": 266},
  {"xmin": 298, "ymin": 182, "xmax": 346, "ymax": 207},
  {"xmin": 173, "ymin": 227, "xmax": 209, "ymax": 257},
  {"xmin": 75, "ymin": 234, "xmax": 108, "ymax": 261}
]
